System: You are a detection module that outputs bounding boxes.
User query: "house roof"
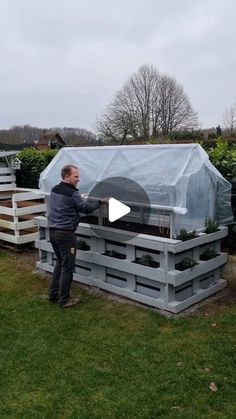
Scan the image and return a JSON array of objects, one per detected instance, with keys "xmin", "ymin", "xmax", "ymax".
[{"xmin": 38, "ymin": 132, "xmax": 65, "ymax": 145}]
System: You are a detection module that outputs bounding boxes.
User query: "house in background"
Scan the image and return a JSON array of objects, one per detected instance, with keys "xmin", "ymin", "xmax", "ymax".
[{"xmin": 37, "ymin": 131, "xmax": 65, "ymax": 150}]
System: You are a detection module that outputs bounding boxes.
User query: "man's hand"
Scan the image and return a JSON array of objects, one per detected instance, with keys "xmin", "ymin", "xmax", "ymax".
[{"xmin": 99, "ymin": 197, "xmax": 110, "ymax": 205}]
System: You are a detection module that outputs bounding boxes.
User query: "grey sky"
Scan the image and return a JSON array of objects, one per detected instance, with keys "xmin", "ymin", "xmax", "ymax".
[{"xmin": 0, "ymin": 0, "xmax": 235, "ymax": 131}]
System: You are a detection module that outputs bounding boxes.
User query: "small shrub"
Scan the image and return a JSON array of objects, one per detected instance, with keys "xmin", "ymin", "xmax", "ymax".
[
  {"xmin": 200, "ymin": 248, "xmax": 218, "ymax": 261},
  {"xmin": 134, "ymin": 254, "xmax": 160, "ymax": 268},
  {"xmin": 176, "ymin": 228, "xmax": 197, "ymax": 241},
  {"xmin": 204, "ymin": 218, "xmax": 219, "ymax": 234},
  {"xmin": 139, "ymin": 254, "xmax": 154, "ymax": 266},
  {"xmin": 175, "ymin": 257, "xmax": 198, "ymax": 271},
  {"xmin": 104, "ymin": 250, "xmax": 126, "ymax": 259}
]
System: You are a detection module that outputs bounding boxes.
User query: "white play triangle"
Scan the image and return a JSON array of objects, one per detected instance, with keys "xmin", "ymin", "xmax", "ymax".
[{"xmin": 108, "ymin": 198, "xmax": 131, "ymax": 222}]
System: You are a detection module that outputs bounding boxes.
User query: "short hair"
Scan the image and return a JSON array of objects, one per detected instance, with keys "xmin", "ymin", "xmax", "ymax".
[{"xmin": 61, "ymin": 165, "xmax": 78, "ymax": 179}]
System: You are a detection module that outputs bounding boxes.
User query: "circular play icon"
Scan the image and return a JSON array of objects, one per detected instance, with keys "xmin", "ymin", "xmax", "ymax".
[{"xmin": 86, "ymin": 177, "xmax": 151, "ymax": 242}]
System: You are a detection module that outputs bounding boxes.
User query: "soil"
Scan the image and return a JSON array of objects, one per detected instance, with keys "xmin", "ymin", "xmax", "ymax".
[
  {"xmin": 80, "ymin": 215, "xmax": 170, "ymax": 238},
  {"xmin": 175, "ymin": 262, "xmax": 198, "ymax": 271}
]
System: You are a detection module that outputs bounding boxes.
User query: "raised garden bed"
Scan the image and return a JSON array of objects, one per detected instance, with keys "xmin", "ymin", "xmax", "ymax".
[{"xmin": 35, "ymin": 217, "xmax": 228, "ymax": 313}]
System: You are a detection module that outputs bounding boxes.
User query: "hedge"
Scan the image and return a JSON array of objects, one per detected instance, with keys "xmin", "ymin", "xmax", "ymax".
[{"xmin": 16, "ymin": 148, "xmax": 58, "ymax": 189}]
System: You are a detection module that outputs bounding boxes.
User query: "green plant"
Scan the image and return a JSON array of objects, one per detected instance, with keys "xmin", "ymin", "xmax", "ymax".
[
  {"xmin": 16, "ymin": 148, "xmax": 58, "ymax": 188},
  {"xmin": 204, "ymin": 218, "xmax": 219, "ymax": 234},
  {"xmin": 207, "ymin": 137, "xmax": 236, "ymax": 182},
  {"xmin": 182, "ymin": 257, "xmax": 198, "ymax": 269},
  {"xmin": 176, "ymin": 228, "xmax": 197, "ymax": 241},
  {"xmin": 105, "ymin": 250, "xmax": 126, "ymax": 259},
  {"xmin": 200, "ymin": 248, "xmax": 218, "ymax": 261},
  {"xmin": 175, "ymin": 257, "xmax": 198, "ymax": 271},
  {"xmin": 139, "ymin": 254, "xmax": 154, "ymax": 266},
  {"xmin": 77, "ymin": 239, "xmax": 90, "ymax": 250}
]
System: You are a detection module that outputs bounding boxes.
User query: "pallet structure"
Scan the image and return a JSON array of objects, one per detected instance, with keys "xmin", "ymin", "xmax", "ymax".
[
  {"xmin": 0, "ymin": 154, "xmax": 17, "ymax": 196},
  {"xmin": 0, "ymin": 189, "xmax": 46, "ymax": 245},
  {"xmin": 35, "ymin": 216, "xmax": 228, "ymax": 313},
  {"xmin": 0, "ymin": 151, "xmax": 46, "ymax": 245}
]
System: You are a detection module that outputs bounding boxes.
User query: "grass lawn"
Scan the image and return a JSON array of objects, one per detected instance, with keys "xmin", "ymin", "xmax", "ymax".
[{"xmin": 0, "ymin": 249, "xmax": 235, "ymax": 419}]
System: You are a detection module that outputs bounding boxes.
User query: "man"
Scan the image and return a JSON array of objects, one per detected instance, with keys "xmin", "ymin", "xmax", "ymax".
[{"xmin": 47, "ymin": 164, "xmax": 107, "ymax": 308}]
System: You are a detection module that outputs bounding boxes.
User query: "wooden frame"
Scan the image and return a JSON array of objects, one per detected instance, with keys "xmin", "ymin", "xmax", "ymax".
[{"xmin": 35, "ymin": 216, "xmax": 228, "ymax": 313}]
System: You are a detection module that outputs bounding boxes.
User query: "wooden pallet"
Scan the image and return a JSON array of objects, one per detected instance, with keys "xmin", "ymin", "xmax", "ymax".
[
  {"xmin": 0, "ymin": 189, "xmax": 46, "ymax": 244},
  {"xmin": 35, "ymin": 216, "xmax": 228, "ymax": 313}
]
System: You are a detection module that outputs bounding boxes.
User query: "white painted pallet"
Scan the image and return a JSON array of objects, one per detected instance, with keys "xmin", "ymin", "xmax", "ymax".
[
  {"xmin": 34, "ymin": 216, "xmax": 228, "ymax": 313},
  {"xmin": 0, "ymin": 189, "xmax": 46, "ymax": 244},
  {"xmin": 0, "ymin": 163, "xmax": 16, "ymax": 194}
]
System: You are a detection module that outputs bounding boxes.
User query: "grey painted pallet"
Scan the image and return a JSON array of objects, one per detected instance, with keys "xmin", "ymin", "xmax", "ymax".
[{"xmin": 35, "ymin": 217, "xmax": 228, "ymax": 313}]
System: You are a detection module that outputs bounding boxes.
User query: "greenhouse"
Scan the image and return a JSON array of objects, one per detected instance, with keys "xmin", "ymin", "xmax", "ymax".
[
  {"xmin": 36, "ymin": 144, "xmax": 232, "ymax": 313},
  {"xmin": 39, "ymin": 144, "xmax": 233, "ymax": 234}
]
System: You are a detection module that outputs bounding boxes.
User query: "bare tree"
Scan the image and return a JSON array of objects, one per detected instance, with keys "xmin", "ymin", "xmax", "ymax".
[
  {"xmin": 223, "ymin": 103, "xmax": 236, "ymax": 134},
  {"xmin": 97, "ymin": 90, "xmax": 136, "ymax": 145},
  {"xmin": 157, "ymin": 74, "xmax": 198, "ymax": 135},
  {"xmin": 97, "ymin": 65, "xmax": 198, "ymax": 143},
  {"xmin": 97, "ymin": 65, "xmax": 160, "ymax": 143}
]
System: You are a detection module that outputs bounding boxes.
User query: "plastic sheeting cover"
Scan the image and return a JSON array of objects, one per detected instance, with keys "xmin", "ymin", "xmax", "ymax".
[{"xmin": 39, "ymin": 144, "xmax": 233, "ymax": 232}]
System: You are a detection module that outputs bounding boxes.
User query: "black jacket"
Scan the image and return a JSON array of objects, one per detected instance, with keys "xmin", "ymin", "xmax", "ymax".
[{"xmin": 47, "ymin": 181, "xmax": 101, "ymax": 231}]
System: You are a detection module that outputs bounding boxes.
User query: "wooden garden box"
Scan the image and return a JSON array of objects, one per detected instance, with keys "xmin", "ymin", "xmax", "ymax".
[
  {"xmin": 0, "ymin": 189, "xmax": 46, "ymax": 245},
  {"xmin": 35, "ymin": 216, "xmax": 228, "ymax": 313}
]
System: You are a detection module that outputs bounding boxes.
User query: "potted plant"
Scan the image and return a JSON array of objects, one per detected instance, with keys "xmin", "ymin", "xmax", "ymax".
[
  {"xmin": 103, "ymin": 250, "xmax": 126, "ymax": 259},
  {"xmin": 200, "ymin": 248, "xmax": 218, "ymax": 261},
  {"xmin": 204, "ymin": 218, "xmax": 219, "ymax": 234},
  {"xmin": 175, "ymin": 257, "xmax": 198, "ymax": 271},
  {"xmin": 133, "ymin": 254, "xmax": 160, "ymax": 268},
  {"xmin": 176, "ymin": 228, "xmax": 197, "ymax": 241}
]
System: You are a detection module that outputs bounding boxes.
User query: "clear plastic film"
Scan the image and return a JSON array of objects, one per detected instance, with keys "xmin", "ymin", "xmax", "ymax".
[{"xmin": 39, "ymin": 144, "xmax": 233, "ymax": 233}]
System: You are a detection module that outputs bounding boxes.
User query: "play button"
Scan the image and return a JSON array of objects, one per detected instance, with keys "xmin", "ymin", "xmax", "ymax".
[
  {"xmin": 86, "ymin": 176, "xmax": 151, "ymax": 242},
  {"xmin": 108, "ymin": 198, "xmax": 130, "ymax": 222}
]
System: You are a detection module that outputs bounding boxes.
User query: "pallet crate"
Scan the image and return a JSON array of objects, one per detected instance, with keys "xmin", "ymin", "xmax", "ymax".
[
  {"xmin": 35, "ymin": 216, "xmax": 228, "ymax": 313},
  {"xmin": 0, "ymin": 189, "xmax": 46, "ymax": 244}
]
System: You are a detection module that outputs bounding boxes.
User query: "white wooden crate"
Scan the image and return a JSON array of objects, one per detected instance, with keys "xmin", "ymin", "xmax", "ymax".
[{"xmin": 0, "ymin": 189, "xmax": 46, "ymax": 244}]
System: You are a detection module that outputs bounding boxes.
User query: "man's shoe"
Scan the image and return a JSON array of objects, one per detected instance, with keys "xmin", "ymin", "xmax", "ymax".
[
  {"xmin": 49, "ymin": 297, "xmax": 59, "ymax": 303},
  {"xmin": 39, "ymin": 294, "xmax": 58, "ymax": 302},
  {"xmin": 60, "ymin": 297, "xmax": 80, "ymax": 309}
]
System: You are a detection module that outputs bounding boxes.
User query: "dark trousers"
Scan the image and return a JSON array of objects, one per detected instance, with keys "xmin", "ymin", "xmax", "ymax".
[{"xmin": 49, "ymin": 229, "xmax": 77, "ymax": 306}]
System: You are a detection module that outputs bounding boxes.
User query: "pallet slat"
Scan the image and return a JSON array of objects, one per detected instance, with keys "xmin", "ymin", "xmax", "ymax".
[{"xmin": 0, "ymin": 175, "xmax": 16, "ymax": 183}]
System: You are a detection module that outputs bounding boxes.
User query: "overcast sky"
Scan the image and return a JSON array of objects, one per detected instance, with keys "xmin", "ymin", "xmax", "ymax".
[{"xmin": 0, "ymin": 0, "xmax": 235, "ymax": 131}]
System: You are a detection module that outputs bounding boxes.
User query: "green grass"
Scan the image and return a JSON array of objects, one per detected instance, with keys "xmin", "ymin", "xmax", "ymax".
[{"xmin": 0, "ymin": 250, "xmax": 236, "ymax": 419}]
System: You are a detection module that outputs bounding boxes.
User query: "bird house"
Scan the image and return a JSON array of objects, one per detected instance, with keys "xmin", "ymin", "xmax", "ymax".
[{"xmin": 11, "ymin": 156, "xmax": 22, "ymax": 170}]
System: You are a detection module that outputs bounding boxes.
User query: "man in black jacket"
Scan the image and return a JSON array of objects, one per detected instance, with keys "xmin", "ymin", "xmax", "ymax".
[{"xmin": 47, "ymin": 164, "xmax": 107, "ymax": 308}]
